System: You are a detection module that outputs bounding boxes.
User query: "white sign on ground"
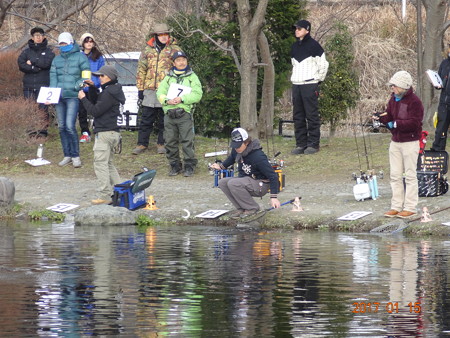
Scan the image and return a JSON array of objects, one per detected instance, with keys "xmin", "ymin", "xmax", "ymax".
[
  {"xmin": 338, "ymin": 211, "xmax": 372, "ymax": 221},
  {"xmin": 195, "ymin": 210, "xmax": 229, "ymax": 219},
  {"xmin": 47, "ymin": 203, "xmax": 79, "ymax": 213}
]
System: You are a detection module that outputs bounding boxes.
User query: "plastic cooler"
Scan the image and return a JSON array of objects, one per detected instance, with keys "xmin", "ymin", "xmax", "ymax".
[{"xmin": 112, "ymin": 169, "xmax": 156, "ymax": 210}]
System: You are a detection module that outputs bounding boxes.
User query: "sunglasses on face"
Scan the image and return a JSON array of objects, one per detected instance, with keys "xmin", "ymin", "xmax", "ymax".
[
  {"xmin": 158, "ymin": 33, "xmax": 169, "ymax": 37},
  {"xmin": 84, "ymin": 38, "xmax": 94, "ymax": 43}
]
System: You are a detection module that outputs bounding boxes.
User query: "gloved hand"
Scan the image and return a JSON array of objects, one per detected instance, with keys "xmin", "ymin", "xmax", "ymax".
[
  {"xmin": 386, "ymin": 121, "xmax": 396, "ymax": 130},
  {"xmin": 138, "ymin": 90, "xmax": 144, "ymax": 100}
]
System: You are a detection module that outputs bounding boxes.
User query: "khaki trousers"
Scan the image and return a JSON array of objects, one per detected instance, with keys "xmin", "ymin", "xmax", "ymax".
[
  {"xmin": 389, "ymin": 140, "xmax": 419, "ymax": 213},
  {"xmin": 93, "ymin": 131, "xmax": 122, "ymax": 199}
]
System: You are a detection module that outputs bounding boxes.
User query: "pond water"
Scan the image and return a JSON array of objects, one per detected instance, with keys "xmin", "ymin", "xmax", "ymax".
[{"xmin": 1, "ymin": 221, "xmax": 450, "ymax": 337}]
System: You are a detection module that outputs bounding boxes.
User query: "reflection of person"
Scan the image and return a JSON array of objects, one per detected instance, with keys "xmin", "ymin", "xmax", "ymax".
[
  {"xmin": 78, "ymin": 33, "xmax": 105, "ymax": 143},
  {"xmin": 50, "ymin": 32, "xmax": 90, "ymax": 168},
  {"xmin": 17, "ymin": 27, "xmax": 55, "ymax": 137},
  {"xmin": 431, "ymin": 44, "xmax": 450, "ymax": 151},
  {"xmin": 290, "ymin": 20, "xmax": 328, "ymax": 155},
  {"xmin": 132, "ymin": 23, "xmax": 181, "ymax": 155},
  {"xmin": 210, "ymin": 128, "xmax": 281, "ymax": 219},
  {"xmin": 373, "ymin": 71, "xmax": 423, "ymax": 219},
  {"xmin": 78, "ymin": 65, "xmax": 125, "ymax": 204},
  {"xmin": 157, "ymin": 51, "xmax": 203, "ymax": 177}
]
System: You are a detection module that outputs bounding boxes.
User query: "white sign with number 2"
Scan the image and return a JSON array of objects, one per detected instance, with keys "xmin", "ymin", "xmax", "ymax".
[{"xmin": 37, "ymin": 87, "xmax": 61, "ymax": 104}]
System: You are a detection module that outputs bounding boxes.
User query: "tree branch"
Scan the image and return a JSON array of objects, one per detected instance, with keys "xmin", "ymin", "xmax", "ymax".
[
  {"xmin": 189, "ymin": 28, "xmax": 241, "ymax": 74},
  {"xmin": 5, "ymin": 0, "xmax": 91, "ymax": 50}
]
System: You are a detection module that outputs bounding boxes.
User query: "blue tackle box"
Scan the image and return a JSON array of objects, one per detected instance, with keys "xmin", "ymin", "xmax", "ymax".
[{"xmin": 112, "ymin": 169, "xmax": 156, "ymax": 210}]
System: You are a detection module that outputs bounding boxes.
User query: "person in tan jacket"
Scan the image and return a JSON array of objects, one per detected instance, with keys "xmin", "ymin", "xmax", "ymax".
[{"xmin": 132, "ymin": 23, "xmax": 181, "ymax": 155}]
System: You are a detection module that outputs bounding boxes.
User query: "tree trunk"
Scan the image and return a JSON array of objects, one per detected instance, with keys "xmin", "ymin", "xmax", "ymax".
[
  {"xmin": 257, "ymin": 30, "xmax": 275, "ymax": 139},
  {"xmin": 236, "ymin": 0, "xmax": 268, "ymax": 138},
  {"xmin": 420, "ymin": 0, "xmax": 447, "ymax": 130}
]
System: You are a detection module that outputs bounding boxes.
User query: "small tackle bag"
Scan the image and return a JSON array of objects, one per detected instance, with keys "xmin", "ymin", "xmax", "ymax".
[
  {"xmin": 416, "ymin": 150, "xmax": 448, "ymax": 197},
  {"xmin": 112, "ymin": 169, "xmax": 156, "ymax": 210}
]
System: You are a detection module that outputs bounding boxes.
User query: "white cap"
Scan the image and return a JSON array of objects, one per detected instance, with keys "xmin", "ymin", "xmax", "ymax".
[
  {"xmin": 58, "ymin": 32, "xmax": 74, "ymax": 45},
  {"xmin": 230, "ymin": 128, "xmax": 249, "ymax": 148}
]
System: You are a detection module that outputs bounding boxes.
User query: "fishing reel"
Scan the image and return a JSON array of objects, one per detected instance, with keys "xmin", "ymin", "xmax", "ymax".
[{"xmin": 352, "ymin": 170, "xmax": 384, "ymax": 181}]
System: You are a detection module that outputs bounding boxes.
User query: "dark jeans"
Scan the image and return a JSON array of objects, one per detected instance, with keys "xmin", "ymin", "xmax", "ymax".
[
  {"xmin": 78, "ymin": 93, "xmax": 92, "ymax": 135},
  {"xmin": 24, "ymin": 88, "xmax": 49, "ymax": 135},
  {"xmin": 432, "ymin": 102, "xmax": 450, "ymax": 151},
  {"xmin": 292, "ymin": 83, "xmax": 321, "ymax": 149},
  {"xmin": 137, "ymin": 106, "xmax": 164, "ymax": 146}
]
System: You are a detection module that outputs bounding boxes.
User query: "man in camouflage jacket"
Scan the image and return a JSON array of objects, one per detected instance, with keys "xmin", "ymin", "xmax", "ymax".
[{"xmin": 132, "ymin": 23, "xmax": 181, "ymax": 155}]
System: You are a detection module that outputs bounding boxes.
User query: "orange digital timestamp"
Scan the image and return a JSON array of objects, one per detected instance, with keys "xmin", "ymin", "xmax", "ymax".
[{"xmin": 352, "ymin": 302, "xmax": 422, "ymax": 314}]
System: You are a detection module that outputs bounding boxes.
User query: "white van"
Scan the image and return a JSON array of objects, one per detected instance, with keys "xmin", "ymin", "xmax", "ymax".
[{"xmin": 105, "ymin": 52, "xmax": 140, "ymax": 129}]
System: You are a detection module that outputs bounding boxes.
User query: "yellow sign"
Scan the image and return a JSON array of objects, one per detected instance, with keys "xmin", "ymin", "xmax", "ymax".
[{"xmin": 81, "ymin": 70, "xmax": 91, "ymax": 79}]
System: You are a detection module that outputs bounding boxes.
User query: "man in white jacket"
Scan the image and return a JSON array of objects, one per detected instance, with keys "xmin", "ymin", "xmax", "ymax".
[{"xmin": 290, "ymin": 20, "xmax": 329, "ymax": 155}]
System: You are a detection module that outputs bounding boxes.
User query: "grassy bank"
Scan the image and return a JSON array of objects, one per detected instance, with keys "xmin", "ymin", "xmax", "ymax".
[{"xmin": 1, "ymin": 124, "xmax": 392, "ymax": 182}]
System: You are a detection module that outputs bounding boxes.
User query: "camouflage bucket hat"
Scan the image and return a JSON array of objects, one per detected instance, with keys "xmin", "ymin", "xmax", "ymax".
[{"xmin": 152, "ymin": 23, "xmax": 172, "ymax": 35}]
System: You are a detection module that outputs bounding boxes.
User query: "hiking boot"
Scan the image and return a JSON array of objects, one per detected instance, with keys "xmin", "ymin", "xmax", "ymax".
[
  {"xmin": 291, "ymin": 146, "xmax": 306, "ymax": 155},
  {"xmin": 240, "ymin": 209, "xmax": 259, "ymax": 218},
  {"xmin": 396, "ymin": 210, "xmax": 417, "ymax": 219},
  {"xmin": 72, "ymin": 157, "xmax": 82, "ymax": 168},
  {"xmin": 168, "ymin": 163, "xmax": 182, "ymax": 176},
  {"xmin": 58, "ymin": 157, "xmax": 72, "ymax": 166},
  {"xmin": 384, "ymin": 209, "xmax": 399, "ymax": 218},
  {"xmin": 228, "ymin": 209, "xmax": 244, "ymax": 219},
  {"xmin": 79, "ymin": 132, "xmax": 91, "ymax": 143},
  {"xmin": 157, "ymin": 144, "xmax": 166, "ymax": 154},
  {"xmin": 183, "ymin": 165, "xmax": 195, "ymax": 177},
  {"xmin": 304, "ymin": 147, "xmax": 319, "ymax": 155},
  {"xmin": 132, "ymin": 145, "xmax": 147, "ymax": 155},
  {"xmin": 91, "ymin": 198, "xmax": 111, "ymax": 205}
]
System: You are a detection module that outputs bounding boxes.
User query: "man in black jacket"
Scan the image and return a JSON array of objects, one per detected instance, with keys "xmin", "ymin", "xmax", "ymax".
[
  {"xmin": 431, "ymin": 45, "xmax": 450, "ymax": 151},
  {"xmin": 290, "ymin": 20, "xmax": 328, "ymax": 155},
  {"xmin": 78, "ymin": 65, "xmax": 125, "ymax": 204},
  {"xmin": 18, "ymin": 27, "xmax": 55, "ymax": 137},
  {"xmin": 210, "ymin": 128, "xmax": 281, "ymax": 218}
]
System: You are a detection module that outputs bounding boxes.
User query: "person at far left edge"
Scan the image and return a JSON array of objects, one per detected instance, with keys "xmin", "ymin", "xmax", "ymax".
[
  {"xmin": 210, "ymin": 128, "xmax": 281, "ymax": 219},
  {"xmin": 18, "ymin": 27, "xmax": 55, "ymax": 137},
  {"xmin": 78, "ymin": 65, "xmax": 125, "ymax": 205}
]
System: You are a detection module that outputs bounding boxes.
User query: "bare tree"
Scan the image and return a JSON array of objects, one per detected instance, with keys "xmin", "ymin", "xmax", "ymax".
[
  {"xmin": 417, "ymin": 0, "xmax": 449, "ymax": 129},
  {"xmin": 235, "ymin": 0, "xmax": 269, "ymax": 137},
  {"xmin": 257, "ymin": 30, "xmax": 275, "ymax": 138},
  {"xmin": 0, "ymin": 0, "xmax": 16, "ymax": 30}
]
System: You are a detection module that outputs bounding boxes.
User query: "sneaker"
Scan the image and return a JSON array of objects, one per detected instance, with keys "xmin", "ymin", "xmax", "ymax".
[
  {"xmin": 396, "ymin": 210, "xmax": 417, "ymax": 219},
  {"xmin": 291, "ymin": 146, "xmax": 306, "ymax": 155},
  {"xmin": 304, "ymin": 147, "xmax": 319, "ymax": 155},
  {"xmin": 58, "ymin": 157, "xmax": 72, "ymax": 166},
  {"xmin": 384, "ymin": 209, "xmax": 399, "ymax": 218},
  {"xmin": 72, "ymin": 157, "xmax": 82, "ymax": 168},
  {"xmin": 240, "ymin": 209, "xmax": 259, "ymax": 218},
  {"xmin": 228, "ymin": 209, "xmax": 244, "ymax": 219},
  {"xmin": 157, "ymin": 144, "xmax": 166, "ymax": 154},
  {"xmin": 132, "ymin": 145, "xmax": 147, "ymax": 155},
  {"xmin": 91, "ymin": 198, "xmax": 111, "ymax": 205},
  {"xmin": 79, "ymin": 132, "xmax": 91, "ymax": 143}
]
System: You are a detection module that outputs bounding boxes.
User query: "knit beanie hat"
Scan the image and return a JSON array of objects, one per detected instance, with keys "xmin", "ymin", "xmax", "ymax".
[
  {"xmin": 58, "ymin": 32, "xmax": 74, "ymax": 45},
  {"xmin": 388, "ymin": 71, "xmax": 413, "ymax": 89},
  {"xmin": 80, "ymin": 32, "xmax": 95, "ymax": 46}
]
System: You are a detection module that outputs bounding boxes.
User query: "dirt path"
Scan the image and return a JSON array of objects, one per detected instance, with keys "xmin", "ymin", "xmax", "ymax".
[{"xmin": 9, "ymin": 172, "xmax": 450, "ymax": 232}]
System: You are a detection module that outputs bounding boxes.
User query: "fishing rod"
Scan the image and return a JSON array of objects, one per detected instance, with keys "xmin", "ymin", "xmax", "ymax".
[{"xmin": 266, "ymin": 197, "xmax": 298, "ymax": 211}]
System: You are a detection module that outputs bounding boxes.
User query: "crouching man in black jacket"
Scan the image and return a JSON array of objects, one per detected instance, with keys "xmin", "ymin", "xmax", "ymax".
[
  {"xmin": 210, "ymin": 128, "xmax": 281, "ymax": 219},
  {"xmin": 78, "ymin": 65, "xmax": 125, "ymax": 205}
]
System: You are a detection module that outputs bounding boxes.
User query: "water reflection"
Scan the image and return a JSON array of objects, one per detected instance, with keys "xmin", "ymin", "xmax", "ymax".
[{"xmin": 1, "ymin": 221, "xmax": 450, "ymax": 336}]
